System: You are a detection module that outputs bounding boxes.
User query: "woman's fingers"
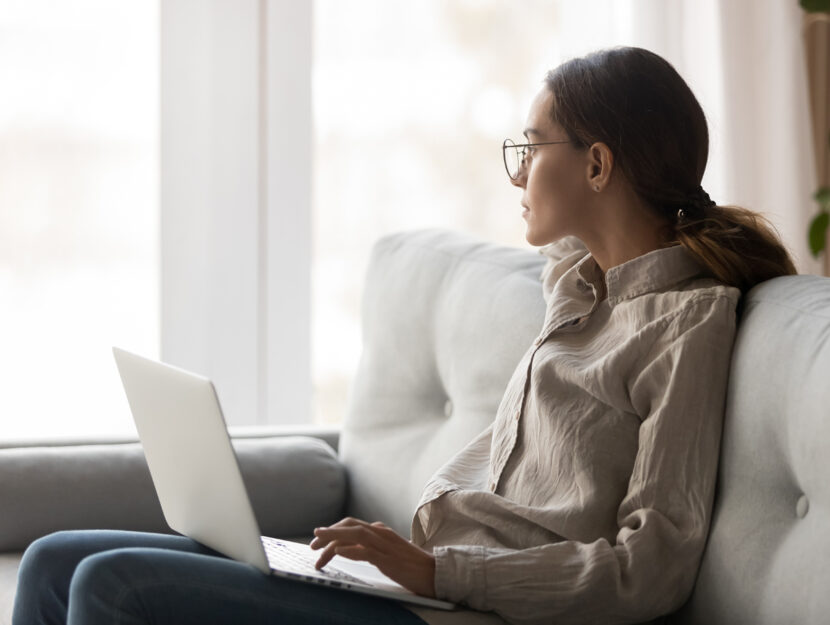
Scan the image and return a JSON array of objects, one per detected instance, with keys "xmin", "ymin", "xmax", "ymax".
[
  {"xmin": 311, "ymin": 518, "xmax": 387, "ymax": 569},
  {"xmin": 313, "ymin": 540, "xmax": 338, "ymax": 569},
  {"xmin": 331, "ymin": 544, "xmax": 372, "ymax": 561},
  {"xmin": 312, "ymin": 536, "xmax": 393, "ymax": 570},
  {"xmin": 310, "ymin": 517, "xmax": 364, "ymax": 545},
  {"xmin": 311, "ymin": 520, "xmax": 391, "ymax": 552},
  {"xmin": 308, "ymin": 517, "xmax": 437, "ymax": 598}
]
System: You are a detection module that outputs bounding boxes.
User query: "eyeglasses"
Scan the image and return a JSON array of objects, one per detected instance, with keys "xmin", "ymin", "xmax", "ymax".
[{"xmin": 502, "ymin": 138, "xmax": 571, "ymax": 180}]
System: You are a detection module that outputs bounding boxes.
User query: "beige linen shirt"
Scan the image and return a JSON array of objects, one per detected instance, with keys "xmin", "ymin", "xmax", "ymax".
[{"xmin": 408, "ymin": 238, "xmax": 740, "ymax": 625}]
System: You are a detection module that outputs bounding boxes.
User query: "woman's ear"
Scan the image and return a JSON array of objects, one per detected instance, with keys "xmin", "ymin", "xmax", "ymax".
[{"xmin": 586, "ymin": 142, "xmax": 614, "ymax": 192}]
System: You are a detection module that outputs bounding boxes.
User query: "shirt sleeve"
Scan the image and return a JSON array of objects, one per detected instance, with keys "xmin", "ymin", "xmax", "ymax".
[
  {"xmin": 411, "ymin": 423, "xmax": 495, "ymax": 545},
  {"xmin": 431, "ymin": 294, "xmax": 738, "ymax": 625}
]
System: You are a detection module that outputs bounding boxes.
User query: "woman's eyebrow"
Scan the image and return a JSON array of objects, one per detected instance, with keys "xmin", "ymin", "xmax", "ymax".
[{"xmin": 523, "ymin": 128, "xmax": 541, "ymax": 140}]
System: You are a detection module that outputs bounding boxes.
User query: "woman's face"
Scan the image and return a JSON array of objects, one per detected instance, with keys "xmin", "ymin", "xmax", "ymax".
[{"xmin": 511, "ymin": 88, "xmax": 592, "ymax": 247}]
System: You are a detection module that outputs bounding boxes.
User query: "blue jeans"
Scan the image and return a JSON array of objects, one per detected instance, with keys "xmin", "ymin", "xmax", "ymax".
[{"xmin": 12, "ymin": 530, "xmax": 427, "ymax": 625}]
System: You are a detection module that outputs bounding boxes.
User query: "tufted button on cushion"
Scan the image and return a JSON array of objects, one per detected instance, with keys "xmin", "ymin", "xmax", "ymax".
[{"xmin": 796, "ymin": 495, "xmax": 809, "ymax": 519}]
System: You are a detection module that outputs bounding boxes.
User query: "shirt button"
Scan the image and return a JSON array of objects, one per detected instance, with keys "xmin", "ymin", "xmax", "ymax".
[
  {"xmin": 514, "ymin": 410, "xmax": 521, "ymax": 421},
  {"xmin": 533, "ymin": 337, "xmax": 543, "ymax": 347},
  {"xmin": 489, "ymin": 481, "xmax": 497, "ymax": 491}
]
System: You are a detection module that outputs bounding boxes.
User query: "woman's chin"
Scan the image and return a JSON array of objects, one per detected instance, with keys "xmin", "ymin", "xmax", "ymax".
[
  {"xmin": 525, "ymin": 227, "xmax": 562, "ymax": 248},
  {"xmin": 524, "ymin": 228, "xmax": 548, "ymax": 247}
]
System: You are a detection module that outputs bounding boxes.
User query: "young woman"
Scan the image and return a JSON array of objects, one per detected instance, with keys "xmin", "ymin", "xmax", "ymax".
[{"xmin": 14, "ymin": 46, "xmax": 795, "ymax": 625}]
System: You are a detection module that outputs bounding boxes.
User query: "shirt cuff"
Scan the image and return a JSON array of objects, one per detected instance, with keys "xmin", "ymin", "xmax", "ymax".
[{"xmin": 433, "ymin": 544, "xmax": 488, "ymax": 609}]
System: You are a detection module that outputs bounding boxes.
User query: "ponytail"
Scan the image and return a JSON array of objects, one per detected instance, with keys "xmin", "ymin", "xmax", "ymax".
[{"xmin": 674, "ymin": 205, "xmax": 797, "ymax": 294}]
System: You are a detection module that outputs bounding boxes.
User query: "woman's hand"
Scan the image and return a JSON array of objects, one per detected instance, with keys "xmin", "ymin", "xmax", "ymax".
[{"xmin": 310, "ymin": 517, "xmax": 436, "ymax": 598}]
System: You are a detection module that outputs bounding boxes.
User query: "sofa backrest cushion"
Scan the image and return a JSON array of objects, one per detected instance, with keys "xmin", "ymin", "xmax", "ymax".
[
  {"xmin": 674, "ymin": 275, "xmax": 830, "ymax": 624},
  {"xmin": 0, "ymin": 436, "xmax": 345, "ymax": 551},
  {"xmin": 339, "ymin": 230, "xmax": 546, "ymax": 534}
]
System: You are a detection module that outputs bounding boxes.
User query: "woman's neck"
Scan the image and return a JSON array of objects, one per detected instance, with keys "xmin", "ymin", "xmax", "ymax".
[{"xmin": 579, "ymin": 187, "xmax": 670, "ymax": 273}]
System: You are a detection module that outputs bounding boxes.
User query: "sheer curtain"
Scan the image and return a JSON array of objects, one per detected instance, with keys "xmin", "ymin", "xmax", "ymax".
[
  {"xmin": 707, "ymin": 0, "xmax": 819, "ymax": 275},
  {"xmin": 553, "ymin": 0, "xmax": 820, "ymax": 274}
]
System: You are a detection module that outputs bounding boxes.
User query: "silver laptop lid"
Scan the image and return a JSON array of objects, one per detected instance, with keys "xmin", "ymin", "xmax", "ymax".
[{"xmin": 113, "ymin": 347, "xmax": 270, "ymax": 573}]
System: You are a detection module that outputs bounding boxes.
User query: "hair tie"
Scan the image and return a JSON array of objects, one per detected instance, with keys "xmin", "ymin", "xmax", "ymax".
[
  {"xmin": 677, "ymin": 187, "xmax": 715, "ymax": 224},
  {"xmin": 690, "ymin": 186, "xmax": 716, "ymax": 212}
]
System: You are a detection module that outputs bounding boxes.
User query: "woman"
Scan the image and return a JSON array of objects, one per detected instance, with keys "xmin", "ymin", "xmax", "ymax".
[{"xmin": 13, "ymin": 47, "xmax": 795, "ymax": 625}]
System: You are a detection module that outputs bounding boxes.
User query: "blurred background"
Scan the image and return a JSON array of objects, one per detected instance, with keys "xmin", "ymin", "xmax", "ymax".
[{"xmin": 0, "ymin": 0, "xmax": 823, "ymax": 440}]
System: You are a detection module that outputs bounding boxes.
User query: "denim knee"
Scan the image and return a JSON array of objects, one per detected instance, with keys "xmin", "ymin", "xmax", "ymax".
[
  {"xmin": 13, "ymin": 531, "xmax": 84, "ymax": 625},
  {"xmin": 67, "ymin": 549, "xmax": 155, "ymax": 625},
  {"xmin": 18, "ymin": 531, "xmax": 86, "ymax": 591}
]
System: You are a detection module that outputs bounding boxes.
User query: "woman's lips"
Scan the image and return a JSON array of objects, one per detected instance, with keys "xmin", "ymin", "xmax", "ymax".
[{"xmin": 521, "ymin": 204, "xmax": 530, "ymax": 218}]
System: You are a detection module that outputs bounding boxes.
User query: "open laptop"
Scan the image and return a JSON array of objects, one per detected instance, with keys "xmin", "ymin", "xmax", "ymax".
[{"xmin": 112, "ymin": 347, "xmax": 455, "ymax": 611}]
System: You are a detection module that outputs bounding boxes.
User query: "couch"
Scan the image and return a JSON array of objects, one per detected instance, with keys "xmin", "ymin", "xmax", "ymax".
[{"xmin": 1, "ymin": 229, "xmax": 829, "ymax": 624}]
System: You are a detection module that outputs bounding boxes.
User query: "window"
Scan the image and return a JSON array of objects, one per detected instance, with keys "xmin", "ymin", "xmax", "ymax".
[
  {"xmin": 311, "ymin": 0, "xmax": 599, "ymax": 423},
  {"xmin": 0, "ymin": 1, "xmax": 159, "ymax": 440},
  {"xmin": 9, "ymin": 1, "xmax": 789, "ymax": 439}
]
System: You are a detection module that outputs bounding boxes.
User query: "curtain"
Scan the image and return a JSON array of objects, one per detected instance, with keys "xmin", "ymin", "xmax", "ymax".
[{"xmin": 803, "ymin": 10, "xmax": 830, "ymax": 274}]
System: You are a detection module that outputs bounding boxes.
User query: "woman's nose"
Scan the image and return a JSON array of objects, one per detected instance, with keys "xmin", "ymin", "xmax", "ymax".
[{"xmin": 510, "ymin": 169, "xmax": 527, "ymax": 188}]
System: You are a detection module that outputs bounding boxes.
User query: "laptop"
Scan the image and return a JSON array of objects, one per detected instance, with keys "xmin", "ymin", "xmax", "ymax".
[{"xmin": 112, "ymin": 347, "xmax": 455, "ymax": 611}]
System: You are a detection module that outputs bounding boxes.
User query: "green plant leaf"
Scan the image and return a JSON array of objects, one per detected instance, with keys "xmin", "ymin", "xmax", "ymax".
[
  {"xmin": 815, "ymin": 186, "xmax": 830, "ymax": 209},
  {"xmin": 808, "ymin": 211, "xmax": 830, "ymax": 257},
  {"xmin": 800, "ymin": 0, "xmax": 830, "ymax": 12}
]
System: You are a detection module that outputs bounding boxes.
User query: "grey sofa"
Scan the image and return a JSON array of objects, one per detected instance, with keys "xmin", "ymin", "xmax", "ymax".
[{"xmin": 2, "ymin": 229, "xmax": 829, "ymax": 624}]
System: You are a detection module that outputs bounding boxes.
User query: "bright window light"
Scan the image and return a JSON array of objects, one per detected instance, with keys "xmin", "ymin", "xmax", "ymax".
[
  {"xmin": 311, "ymin": 0, "xmax": 575, "ymax": 423},
  {"xmin": 0, "ymin": 0, "xmax": 159, "ymax": 440}
]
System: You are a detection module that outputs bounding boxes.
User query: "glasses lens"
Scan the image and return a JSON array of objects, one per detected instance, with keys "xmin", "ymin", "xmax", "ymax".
[{"xmin": 503, "ymin": 139, "xmax": 520, "ymax": 179}]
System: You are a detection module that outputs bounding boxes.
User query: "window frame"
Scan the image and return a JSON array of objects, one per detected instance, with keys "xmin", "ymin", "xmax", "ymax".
[{"xmin": 160, "ymin": 0, "xmax": 311, "ymax": 426}]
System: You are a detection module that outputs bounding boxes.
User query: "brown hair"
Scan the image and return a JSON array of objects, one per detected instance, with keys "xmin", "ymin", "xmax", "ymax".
[{"xmin": 544, "ymin": 46, "xmax": 796, "ymax": 294}]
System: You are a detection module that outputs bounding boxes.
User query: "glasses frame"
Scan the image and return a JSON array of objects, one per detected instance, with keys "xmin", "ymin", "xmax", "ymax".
[{"xmin": 502, "ymin": 138, "xmax": 571, "ymax": 180}]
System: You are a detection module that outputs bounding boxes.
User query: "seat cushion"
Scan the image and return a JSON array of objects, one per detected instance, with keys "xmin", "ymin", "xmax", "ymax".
[
  {"xmin": 0, "ymin": 553, "xmax": 19, "ymax": 625},
  {"xmin": 674, "ymin": 275, "xmax": 830, "ymax": 624},
  {"xmin": 339, "ymin": 229, "xmax": 546, "ymax": 534}
]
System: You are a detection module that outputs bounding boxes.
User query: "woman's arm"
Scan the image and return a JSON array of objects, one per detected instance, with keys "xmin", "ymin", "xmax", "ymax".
[{"xmin": 309, "ymin": 422, "xmax": 498, "ymax": 598}]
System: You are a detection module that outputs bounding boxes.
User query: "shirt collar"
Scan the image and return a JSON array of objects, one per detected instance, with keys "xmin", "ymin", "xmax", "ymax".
[
  {"xmin": 558, "ymin": 244, "xmax": 704, "ymax": 307},
  {"xmin": 603, "ymin": 244, "xmax": 704, "ymax": 305}
]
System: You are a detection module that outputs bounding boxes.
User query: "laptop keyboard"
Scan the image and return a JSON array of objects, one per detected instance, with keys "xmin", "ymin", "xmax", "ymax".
[{"xmin": 261, "ymin": 537, "xmax": 369, "ymax": 586}]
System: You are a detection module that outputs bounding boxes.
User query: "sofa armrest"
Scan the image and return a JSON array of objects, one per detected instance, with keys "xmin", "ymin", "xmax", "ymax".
[
  {"xmin": 0, "ymin": 436, "xmax": 346, "ymax": 552},
  {"xmin": 228, "ymin": 424, "xmax": 341, "ymax": 453}
]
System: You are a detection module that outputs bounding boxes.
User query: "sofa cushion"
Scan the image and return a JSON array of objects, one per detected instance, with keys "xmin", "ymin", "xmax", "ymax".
[
  {"xmin": 674, "ymin": 275, "xmax": 830, "ymax": 624},
  {"xmin": 340, "ymin": 229, "xmax": 546, "ymax": 534},
  {"xmin": 0, "ymin": 436, "xmax": 345, "ymax": 552},
  {"xmin": 0, "ymin": 552, "xmax": 19, "ymax": 625}
]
